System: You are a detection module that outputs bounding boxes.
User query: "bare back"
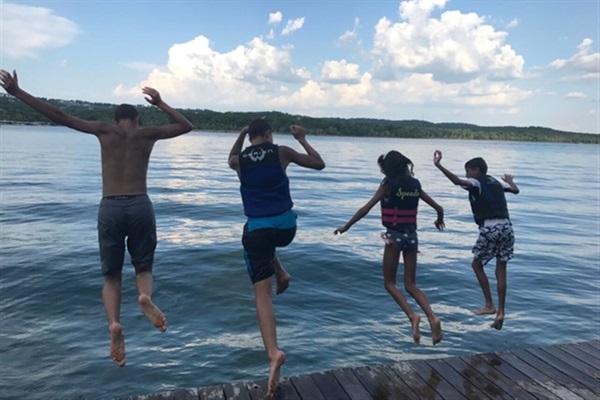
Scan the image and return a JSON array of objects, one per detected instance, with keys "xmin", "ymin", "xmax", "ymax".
[{"xmin": 97, "ymin": 125, "xmax": 158, "ymax": 196}]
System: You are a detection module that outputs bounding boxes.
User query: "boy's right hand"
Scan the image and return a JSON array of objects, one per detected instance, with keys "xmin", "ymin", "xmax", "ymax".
[
  {"xmin": 0, "ymin": 69, "xmax": 20, "ymax": 95},
  {"xmin": 433, "ymin": 150, "xmax": 443, "ymax": 166},
  {"xmin": 290, "ymin": 125, "xmax": 306, "ymax": 141},
  {"xmin": 334, "ymin": 226, "xmax": 347, "ymax": 235}
]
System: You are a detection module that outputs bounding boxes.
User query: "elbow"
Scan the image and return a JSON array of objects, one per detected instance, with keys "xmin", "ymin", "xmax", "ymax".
[
  {"xmin": 183, "ymin": 122, "xmax": 194, "ymax": 133},
  {"xmin": 316, "ymin": 161, "xmax": 326, "ymax": 170}
]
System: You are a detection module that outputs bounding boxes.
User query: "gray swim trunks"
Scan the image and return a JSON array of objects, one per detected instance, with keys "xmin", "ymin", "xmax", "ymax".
[
  {"xmin": 381, "ymin": 229, "xmax": 418, "ymax": 252},
  {"xmin": 97, "ymin": 194, "xmax": 157, "ymax": 276},
  {"xmin": 472, "ymin": 221, "xmax": 514, "ymax": 266}
]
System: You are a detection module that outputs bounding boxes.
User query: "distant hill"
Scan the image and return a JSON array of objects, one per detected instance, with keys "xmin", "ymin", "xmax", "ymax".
[{"xmin": 0, "ymin": 94, "xmax": 597, "ymax": 144}]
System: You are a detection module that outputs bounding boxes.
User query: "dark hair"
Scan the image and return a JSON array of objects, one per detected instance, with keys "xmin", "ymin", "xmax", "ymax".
[
  {"xmin": 465, "ymin": 157, "xmax": 488, "ymax": 175},
  {"xmin": 114, "ymin": 104, "xmax": 139, "ymax": 122},
  {"xmin": 377, "ymin": 150, "xmax": 414, "ymax": 178},
  {"xmin": 248, "ymin": 119, "xmax": 271, "ymax": 140}
]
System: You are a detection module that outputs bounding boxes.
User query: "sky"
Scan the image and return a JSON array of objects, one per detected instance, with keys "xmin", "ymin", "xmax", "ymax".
[{"xmin": 1, "ymin": 0, "xmax": 599, "ymax": 133}]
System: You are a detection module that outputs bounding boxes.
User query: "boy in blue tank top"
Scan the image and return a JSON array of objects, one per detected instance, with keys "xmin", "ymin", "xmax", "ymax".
[
  {"xmin": 335, "ymin": 151, "xmax": 445, "ymax": 345},
  {"xmin": 228, "ymin": 118, "xmax": 325, "ymax": 396},
  {"xmin": 433, "ymin": 150, "xmax": 519, "ymax": 330}
]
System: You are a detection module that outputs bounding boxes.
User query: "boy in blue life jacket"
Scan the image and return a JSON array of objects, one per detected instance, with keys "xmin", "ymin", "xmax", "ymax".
[
  {"xmin": 228, "ymin": 119, "xmax": 325, "ymax": 397},
  {"xmin": 433, "ymin": 150, "xmax": 519, "ymax": 330}
]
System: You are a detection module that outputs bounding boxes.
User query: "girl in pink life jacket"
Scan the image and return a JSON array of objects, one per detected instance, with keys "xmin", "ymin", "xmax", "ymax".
[{"xmin": 334, "ymin": 150, "xmax": 445, "ymax": 345}]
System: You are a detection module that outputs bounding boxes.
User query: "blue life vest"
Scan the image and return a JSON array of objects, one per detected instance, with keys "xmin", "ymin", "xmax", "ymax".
[
  {"xmin": 380, "ymin": 176, "xmax": 421, "ymax": 231},
  {"xmin": 239, "ymin": 142, "xmax": 293, "ymax": 217},
  {"xmin": 468, "ymin": 175, "xmax": 509, "ymax": 227}
]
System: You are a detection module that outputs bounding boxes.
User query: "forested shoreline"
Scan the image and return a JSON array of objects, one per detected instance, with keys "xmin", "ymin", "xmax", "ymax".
[{"xmin": 1, "ymin": 94, "xmax": 597, "ymax": 143}]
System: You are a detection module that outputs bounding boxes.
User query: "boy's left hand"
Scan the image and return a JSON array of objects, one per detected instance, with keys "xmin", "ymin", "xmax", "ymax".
[{"xmin": 502, "ymin": 174, "xmax": 515, "ymax": 184}]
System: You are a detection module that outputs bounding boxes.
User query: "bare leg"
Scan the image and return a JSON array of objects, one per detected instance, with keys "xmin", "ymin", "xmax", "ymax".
[
  {"xmin": 471, "ymin": 259, "xmax": 496, "ymax": 315},
  {"xmin": 382, "ymin": 244, "xmax": 421, "ymax": 344},
  {"xmin": 103, "ymin": 274, "xmax": 126, "ymax": 367},
  {"xmin": 135, "ymin": 267, "xmax": 167, "ymax": 332},
  {"xmin": 402, "ymin": 251, "xmax": 443, "ymax": 345},
  {"xmin": 254, "ymin": 277, "xmax": 286, "ymax": 397},
  {"xmin": 274, "ymin": 254, "xmax": 291, "ymax": 295},
  {"xmin": 492, "ymin": 260, "xmax": 507, "ymax": 330}
]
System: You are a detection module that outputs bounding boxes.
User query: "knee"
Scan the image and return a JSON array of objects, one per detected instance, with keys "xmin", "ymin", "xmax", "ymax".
[
  {"xmin": 404, "ymin": 282, "xmax": 417, "ymax": 294},
  {"xmin": 471, "ymin": 260, "xmax": 483, "ymax": 270},
  {"xmin": 384, "ymin": 281, "xmax": 396, "ymax": 293}
]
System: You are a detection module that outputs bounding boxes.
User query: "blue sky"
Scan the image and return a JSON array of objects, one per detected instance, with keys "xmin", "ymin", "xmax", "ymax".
[{"xmin": 1, "ymin": 0, "xmax": 598, "ymax": 133}]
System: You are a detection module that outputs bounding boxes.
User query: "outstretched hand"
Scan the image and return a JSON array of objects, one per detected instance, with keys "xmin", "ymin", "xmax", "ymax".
[
  {"xmin": 434, "ymin": 218, "xmax": 445, "ymax": 231},
  {"xmin": 433, "ymin": 150, "xmax": 443, "ymax": 166},
  {"xmin": 502, "ymin": 174, "xmax": 515, "ymax": 184},
  {"xmin": 0, "ymin": 69, "xmax": 19, "ymax": 95},
  {"xmin": 290, "ymin": 125, "xmax": 306, "ymax": 141},
  {"xmin": 142, "ymin": 87, "xmax": 163, "ymax": 106},
  {"xmin": 334, "ymin": 226, "xmax": 348, "ymax": 235}
]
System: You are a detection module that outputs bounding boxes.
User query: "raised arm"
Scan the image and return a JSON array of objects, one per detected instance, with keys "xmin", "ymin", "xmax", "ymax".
[
  {"xmin": 502, "ymin": 174, "xmax": 520, "ymax": 194},
  {"xmin": 139, "ymin": 87, "xmax": 193, "ymax": 140},
  {"xmin": 228, "ymin": 126, "xmax": 249, "ymax": 173},
  {"xmin": 433, "ymin": 150, "xmax": 472, "ymax": 187},
  {"xmin": 280, "ymin": 125, "xmax": 325, "ymax": 171},
  {"xmin": 0, "ymin": 69, "xmax": 108, "ymax": 135},
  {"xmin": 420, "ymin": 190, "xmax": 445, "ymax": 231},
  {"xmin": 334, "ymin": 184, "xmax": 386, "ymax": 235}
]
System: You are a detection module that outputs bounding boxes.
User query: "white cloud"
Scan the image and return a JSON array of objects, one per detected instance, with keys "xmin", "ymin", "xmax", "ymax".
[
  {"xmin": 549, "ymin": 38, "xmax": 599, "ymax": 72},
  {"xmin": 372, "ymin": 0, "xmax": 524, "ymax": 81},
  {"xmin": 269, "ymin": 11, "xmax": 282, "ymax": 25},
  {"xmin": 338, "ymin": 17, "xmax": 361, "ymax": 46},
  {"xmin": 321, "ymin": 60, "xmax": 361, "ymax": 82},
  {"xmin": 282, "ymin": 17, "xmax": 305, "ymax": 36},
  {"xmin": 566, "ymin": 92, "xmax": 587, "ymax": 99},
  {"xmin": 116, "ymin": 1, "xmax": 533, "ymax": 121},
  {"xmin": 506, "ymin": 19, "xmax": 519, "ymax": 29},
  {"xmin": 1, "ymin": 2, "xmax": 79, "ymax": 58},
  {"xmin": 115, "ymin": 35, "xmax": 310, "ymax": 107}
]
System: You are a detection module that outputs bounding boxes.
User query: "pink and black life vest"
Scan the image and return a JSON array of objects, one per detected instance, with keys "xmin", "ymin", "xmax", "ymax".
[{"xmin": 380, "ymin": 176, "xmax": 421, "ymax": 231}]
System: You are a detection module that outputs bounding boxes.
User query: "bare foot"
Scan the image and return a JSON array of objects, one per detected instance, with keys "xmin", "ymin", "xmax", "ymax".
[
  {"xmin": 430, "ymin": 317, "xmax": 443, "ymax": 345},
  {"xmin": 267, "ymin": 350, "xmax": 286, "ymax": 397},
  {"xmin": 275, "ymin": 271, "xmax": 291, "ymax": 295},
  {"xmin": 410, "ymin": 314, "xmax": 421, "ymax": 344},
  {"xmin": 138, "ymin": 294, "xmax": 167, "ymax": 332},
  {"xmin": 474, "ymin": 305, "xmax": 496, "ymax": 315},
  {"xmin": 491, "ymin": 313, "xmax": 505, "ymax": 330},
  {"xmin": 109, "ymin": 322, "xmax": 126, "ymax": 367}
]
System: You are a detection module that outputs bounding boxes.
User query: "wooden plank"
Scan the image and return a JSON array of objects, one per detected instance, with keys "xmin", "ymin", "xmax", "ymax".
[
  {"xmin": 511, "ymin": 348, "xmax": 597, "ymax": 399},
  {"xmin": 535, "ymin": 346, "xmax": 600, "ymax": 390},
  {"xmin": 475, "ymin": 353, "xmax": 561, "ymax": 400},
  {"xmin": 426, "ymin": 358, "xmax": 490, "ymax": 400},
  {"xmin": 444, "ymin": 356, "xmax": 516, "ymax": 400},
  {"xmin": 245, "ymin": 379, "xmax": 268, "ymax": 400},
  {"xmin": 586, "ymin": 340, "xmax": 600, "ymax": 350},
  {"xmin": 368, "ymin": 364, "xmax": 419, "ymax": 400},
  {"xmin": 222, "ymin": 381, "xmax": 251, "ymax": 400},
  {"xmin": 276, "ymin": 378, "xmax": 302, "ymax": 400},
  {"xmin": 389, "ymin": 361, "xmax": 443, "ymax": 400},
  {"xmin": 556, "ymin": 343, "xmax": 600, "ymax": 369},
  {"xmin": 331, "ymin": 368, "xmax": 372, "ymax": 400},
  {"xmin": 353, "ymin": 365, "xmax": 405, "ymax": 400},
  {"xmin": 495, "ymin": 351, "xmax": 584, "ymax": 400},
  {"xmin": 574, "ymin": 341, "xmax": 600, "ymax": 360},
  {"xmin": 197, "ymin": 385, "xmax": 225, "ymax": 400},
  {"xmin": 290, "ymin": 374, "xmax": 326, "ymax": 400},
  {"xmin": 410, "ymin": 360, "xmax": 466, "ymax": 399},
  {"xmin": 309, "ymin": 370, "xmax": 351, "ymax": 400}
]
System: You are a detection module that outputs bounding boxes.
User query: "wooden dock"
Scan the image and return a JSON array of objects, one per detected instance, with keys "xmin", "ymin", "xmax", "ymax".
[{"xmin": 119, "ymin": 340, "xmax": 599, "ymax": 400}]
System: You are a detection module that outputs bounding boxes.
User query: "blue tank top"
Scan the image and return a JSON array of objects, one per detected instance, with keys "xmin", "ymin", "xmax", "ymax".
[{"xmin": 239, "ymin": 142, "xmax": 293, "ymax": 217}]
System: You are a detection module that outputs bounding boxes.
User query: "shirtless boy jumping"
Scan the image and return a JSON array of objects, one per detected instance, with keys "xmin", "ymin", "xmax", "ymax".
[{"xmin": 0, "ymin": 69, "xmax": 194, "ymax": 366}]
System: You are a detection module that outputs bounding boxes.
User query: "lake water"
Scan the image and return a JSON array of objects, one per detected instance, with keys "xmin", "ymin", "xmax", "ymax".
[{"xmin": 0, "ymin": 125, "xmax": 598, "ymax": 400}]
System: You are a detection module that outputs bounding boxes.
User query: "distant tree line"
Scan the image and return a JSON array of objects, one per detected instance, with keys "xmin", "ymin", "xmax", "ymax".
[{"xmin": 0, "ymin": 94, "xmax": 598, "ymax": 144}]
